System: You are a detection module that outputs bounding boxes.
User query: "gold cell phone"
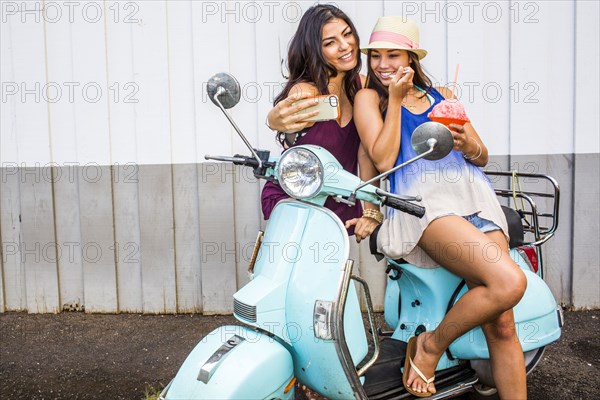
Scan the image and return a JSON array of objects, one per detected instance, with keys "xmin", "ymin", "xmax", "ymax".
[{"xmin": 293, "ymin": 95, "xmax": 340, "ymax": 121}]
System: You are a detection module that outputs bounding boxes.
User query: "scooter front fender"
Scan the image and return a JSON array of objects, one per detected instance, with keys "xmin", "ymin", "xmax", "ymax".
[{"xmin": 163, "ymin": 325, "xmax": 294, "ymax": 399}]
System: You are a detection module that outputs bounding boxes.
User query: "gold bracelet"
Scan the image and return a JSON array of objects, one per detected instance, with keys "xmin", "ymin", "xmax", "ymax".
[
  {"xmin": 362, "ymin": 208, "xmax": 383, "ymax": 224},
  {"xmin": 463, "ymin": 137, "xmax": 482, "ymax": 161}
]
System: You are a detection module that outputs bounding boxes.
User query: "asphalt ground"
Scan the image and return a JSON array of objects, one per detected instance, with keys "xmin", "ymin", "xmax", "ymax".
[{"xmin": 0, "ymin": 309, "xmax": 598, "ymax": 399}]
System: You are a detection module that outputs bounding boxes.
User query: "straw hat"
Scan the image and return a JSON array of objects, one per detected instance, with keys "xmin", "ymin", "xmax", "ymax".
[{"xmin": 361, "ymin": 16, "xmax": 427, "ymax": 59}]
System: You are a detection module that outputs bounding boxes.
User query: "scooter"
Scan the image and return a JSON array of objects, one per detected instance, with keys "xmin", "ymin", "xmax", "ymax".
[
  {"xmin": 366, "ymin": 170, "xmax": 561, "ymax": 399},
  {"xmin": 159, "ymin": 73, "xmax": 563, "ymax": 400}
]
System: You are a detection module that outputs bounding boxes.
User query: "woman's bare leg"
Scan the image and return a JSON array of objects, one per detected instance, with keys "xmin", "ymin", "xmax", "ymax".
[
  {"xmin": 405, "ymin": 217, "xmax": 527, "ymax": 395},
  {"xmin": 479, "ymin": 309, "xmax": 527, "ymax": 399},
  {"xmin": 472, "ymin": 231, "xmax": 527, "ymax": 399}
]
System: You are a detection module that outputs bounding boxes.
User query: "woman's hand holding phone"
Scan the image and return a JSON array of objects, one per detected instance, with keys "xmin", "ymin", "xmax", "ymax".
[{"xmin": 267, "ymin": 91, "xmax": 320, "ymax": 133}]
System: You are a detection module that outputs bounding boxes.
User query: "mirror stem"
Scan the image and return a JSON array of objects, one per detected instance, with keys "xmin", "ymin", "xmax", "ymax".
[
  {"xmin": 352, "ymin": 139, "xmax": 437, "ymax": 195},
  {"xmin": 213, "ymin": 88, "xmax": 263, "ymax": 169}
]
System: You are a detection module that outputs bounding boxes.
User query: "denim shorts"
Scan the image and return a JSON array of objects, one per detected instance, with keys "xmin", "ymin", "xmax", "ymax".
[{"xmin": 463, "ymin": 213, "xmax": 502, "ymax": 233}]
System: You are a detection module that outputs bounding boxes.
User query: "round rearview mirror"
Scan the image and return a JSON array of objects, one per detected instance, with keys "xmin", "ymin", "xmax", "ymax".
[
  {"xmin": 207, "ymin": 72, "xmax": 241, "ymax": 109},
  {"xmin": 411, "ymin": 122, "xmax": 454, "ymax": 161}
]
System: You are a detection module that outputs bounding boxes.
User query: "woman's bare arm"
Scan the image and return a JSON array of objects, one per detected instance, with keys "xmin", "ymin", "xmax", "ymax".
[
  {"xmin": 354, "ymin": 88, "xmax": 402, "ymax": 172},
  {"xmin": 345, "ymin": 143, "xmax": 382, "ymax": 242}
]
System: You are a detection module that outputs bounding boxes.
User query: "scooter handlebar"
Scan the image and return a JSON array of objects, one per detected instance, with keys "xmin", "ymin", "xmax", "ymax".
[
  {"xmin": 381, "ymin": 195, "xmax": 425, "ymax": 218},
  {"xmin": 205, "ymin": 155, "xmax": 254, "ymax": 165}
]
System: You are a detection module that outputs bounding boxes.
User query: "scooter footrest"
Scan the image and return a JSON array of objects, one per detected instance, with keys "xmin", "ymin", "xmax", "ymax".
[
  {"xmin": 363, "ymin": 338, "xmax": 406, "ymax": 394},
  {"xmin": 364, "ymin": 338, "xmax": 478, "ymax": 399}
]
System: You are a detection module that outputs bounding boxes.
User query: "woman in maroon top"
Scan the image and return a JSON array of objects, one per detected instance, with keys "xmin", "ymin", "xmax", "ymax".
[{"xmin": 263, "ymin": 4, "xmax": 380, "ymax": 240}]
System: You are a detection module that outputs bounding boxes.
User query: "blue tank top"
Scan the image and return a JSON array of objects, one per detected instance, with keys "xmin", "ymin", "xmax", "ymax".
[
  {"xmin": 388, "ymin": 88, "xmax": 491, "ymax": 196},
  {"xmin": 376, "ymin": 87, "xmax": 509, "ymax": 267}
]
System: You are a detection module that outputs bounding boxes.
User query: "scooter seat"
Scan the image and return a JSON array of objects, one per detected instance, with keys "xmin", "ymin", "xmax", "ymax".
[{"xmin": 501, "ymin": 205, "xmax": 524, "ymax": 248}]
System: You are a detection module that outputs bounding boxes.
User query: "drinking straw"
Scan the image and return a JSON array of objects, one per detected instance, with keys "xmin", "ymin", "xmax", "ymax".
[{"xmin": 451, "ymin": 64, "xmax": 460, "ymax": 99}]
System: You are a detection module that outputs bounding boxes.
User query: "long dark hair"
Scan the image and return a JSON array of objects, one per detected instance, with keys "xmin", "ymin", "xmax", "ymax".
[
  {"xmin": 365, "ymin": 50, "xmax": 432, "ymax": 114},
  {"xmin": 275, "ymin": 4, "xmax": 361, "ymax": 106}
]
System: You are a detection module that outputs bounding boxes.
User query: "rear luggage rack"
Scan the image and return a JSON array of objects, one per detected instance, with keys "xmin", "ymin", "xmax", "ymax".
[
  {"xmin": 486, "ymin": 171, "xmax": 560, "ymax": 246},
  {"xmin": 486, "ymin": 171, "xmax": 560, "ymax": 278}
]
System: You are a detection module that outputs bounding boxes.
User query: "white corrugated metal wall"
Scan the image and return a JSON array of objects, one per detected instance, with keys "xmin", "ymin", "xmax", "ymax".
[{"xmin": 1, "ymin": 1, "xmax": 598, "ymax": 313}]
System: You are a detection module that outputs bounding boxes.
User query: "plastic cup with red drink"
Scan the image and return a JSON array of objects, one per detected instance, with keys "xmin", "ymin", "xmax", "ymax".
[{"xmin": 427, "ymin": 99, "xmax": 470, "ymax": 127}]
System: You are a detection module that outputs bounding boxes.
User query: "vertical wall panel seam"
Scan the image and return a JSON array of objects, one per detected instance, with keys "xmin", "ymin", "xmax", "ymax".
[
  {"xmin": 4, "ymin": 15, "xmax": 24, "ymax": 310},
  {"xmin": 109, "ymin": 167, "xmax": 120, "ymax": 312},
  {"xmin": 0, "ymin": 212, "xmax": 6, "ymax": 311},
  {"xmin": 42, "ymin": 0, "xmax": 61, "ymax": 311},
  {"xmin": 133, "ymin": 22, "xmax": 143, "ymax": 308},
  {"xmin": 252, "ymin": 7, "xmax": 262, "ymax": 225},
  {"xmin": 129, "ymin": 10, "xmax": 143, "ymax": 311},
  {"xmin": 569, "ymin": 0, "xmax": 577, "ymax": 306},
  {"xmin": 103, "ymin": 0, "xmax": 120, "ymax": 312},
  {"xmin": 0, "ymin": 5, "xmax": 12, "ymax": 309},
  {"xmin": 164, "ymin": 0, "xmax": 180, "ymax": 311},
  {"xmin": 190, "ymin": 2, "xmax": 204, "ymax": 313},
  {"xmin": 19, "ymin": 228, "xmax": 25, "ymax": 310},
  {"xmin": 71, "ymin": 0, "xmax": 83, "ymax": 308},
  {"xmin": 50, "ymin": 168, "xmax": 61, "ymax": 311},
  {"xmin": 134, "ymin": 148, "xmax": 143, "ymax": 307},
  {"xmin": 188, "ymin": 0, "xmax": 202, "ymax": 311},
  {"xmin": 226, "ymin": 15, "xmax": 241, "ymax": 290}
]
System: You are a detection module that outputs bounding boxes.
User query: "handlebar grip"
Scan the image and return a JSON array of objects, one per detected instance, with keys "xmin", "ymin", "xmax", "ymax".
[
  {"xmin": 383, "ymin": 196, "xmax": 425, "ymax": 218},
  {"xmin": 238, "ymin": 158, "xmax": 260, "ymax": 168}
]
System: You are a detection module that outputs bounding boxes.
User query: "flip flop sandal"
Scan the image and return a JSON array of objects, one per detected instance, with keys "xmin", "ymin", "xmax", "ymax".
[{"xmin": 403, "ymin": 336, "xmax": 436, "ymax": 397}]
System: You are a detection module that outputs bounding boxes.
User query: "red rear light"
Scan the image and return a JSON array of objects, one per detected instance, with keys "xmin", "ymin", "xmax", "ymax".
[{"xmin": 518, "ymin": 246, "xmax": 539, "ymax": 273}]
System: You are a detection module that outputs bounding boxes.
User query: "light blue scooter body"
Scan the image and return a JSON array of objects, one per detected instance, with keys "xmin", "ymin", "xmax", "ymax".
[
  {"xmin": 234, "ymin": 200, "xmax": 369, "ymax": 398},
  {"xmin": 385, "ymin": 248, "xmax": 561, "ymax": 370},
  {"xmin": 164, "ymin": 325, "xmax": 294, "ymax": 399},
  {"xmin": 165, "ymin": 200, "xmax": 368, "ymax": 399},
  {"xmin": 386, "ymin": 262, "xmax": 463, "ymax": 370}
]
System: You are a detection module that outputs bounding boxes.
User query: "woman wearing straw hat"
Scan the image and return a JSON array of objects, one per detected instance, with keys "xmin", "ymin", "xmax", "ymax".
[
  {"xmin": 262, "ymin": 4, "xmax": 381, "ymax": 242},
  {"xmin": 354, "ymin": 17, "xmax": 527, "ymax": 398}
]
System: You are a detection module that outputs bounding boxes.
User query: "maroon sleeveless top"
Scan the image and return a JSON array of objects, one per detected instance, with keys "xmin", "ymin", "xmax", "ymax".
[{"xmin": 261, "ymin": 101, "xmax": 363, "ymax": 236}]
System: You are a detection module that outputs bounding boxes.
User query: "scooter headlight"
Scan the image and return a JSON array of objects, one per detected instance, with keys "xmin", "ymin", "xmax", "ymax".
[{"xmin": 277, "ymin": 148, "xmax": 324, "ymax": 199}]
